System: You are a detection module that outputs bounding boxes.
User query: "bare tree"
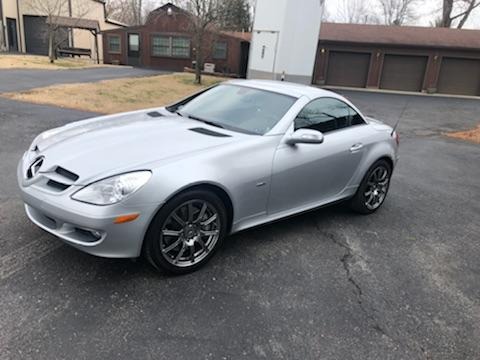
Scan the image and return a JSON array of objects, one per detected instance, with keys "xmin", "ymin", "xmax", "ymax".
[
  {"xmin": 320, "ymin": 0, "xmax": 330, "ymax": 21},
  {"xmin": 25, "ymin": 0, "xmax": 68, "ymax": 62},
  {"xmin": 182, "ymin": 0, "xmax": 220, "ymax": 84},
  {"xmin": 437, "ymin": 0, "xmax": 480, "ymax": 28},
  {"xmin": 143, "ymin": 0, "xmax": 160, "ymax": 20},
  {"xmin": 378, "ymin": 0, "xmax": 418, "ymax": 25},
  {"xmin": 106, "ymin": 0, "xmax": 148, "ymax": 25},
  {"xmin": 337, "ymin": 0, "xmax": 379, "ymax": 24}
]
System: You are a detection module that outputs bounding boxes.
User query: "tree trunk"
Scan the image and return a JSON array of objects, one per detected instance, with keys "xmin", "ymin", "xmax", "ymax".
[
  {"xmin": 195, "ymin": 32, "xmax": 203, "ymax": 85},
  {"xmin": 138, "ymin": 0, "xmax": 143, "ymax": 25},
  {"xmin": 48, "ymin": 27, "xmax": 55, "ymax": 63},
  {"xmin": 440, "ymin": 0, "xmax": 453, "ymax": 27}
]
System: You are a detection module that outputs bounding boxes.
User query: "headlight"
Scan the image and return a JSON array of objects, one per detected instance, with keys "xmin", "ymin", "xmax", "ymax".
[{"xmin": 71, "ymin": 171, "xmax": 152, "ymax": 205}]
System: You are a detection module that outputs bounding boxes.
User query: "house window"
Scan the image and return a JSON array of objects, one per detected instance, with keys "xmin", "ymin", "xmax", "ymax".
[
  {"xmin": 213, "ymin": 41, "xmax": 227, "ymax": 60},
  {"xmin": 152, "ymin": 36, "xmax": 171, "ymax": 56},
  {"xmin": 108, "ymin": 35, "xmax": 121, "ymax": 54},
  {"xmin": 152, "ymin": 35, "xmax": 190, "ymax": 58},
  {"xmin": 172, "ymin": 37, "xmax": 190, "ymax": 58}
]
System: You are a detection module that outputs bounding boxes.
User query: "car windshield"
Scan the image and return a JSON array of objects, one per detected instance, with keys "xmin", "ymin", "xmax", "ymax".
[{"xmin": 177, "ymin": 84, "xmax": 297, "ymax": 135}]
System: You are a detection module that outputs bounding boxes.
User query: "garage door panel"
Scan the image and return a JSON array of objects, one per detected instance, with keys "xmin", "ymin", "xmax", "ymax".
[
  {"xmin": 437, "ymin": 58, "xmax": 480, "ymax": 96},
  {"xmin": 380, "ymin": 54, "xmax": 428, "ymax": 92},
  {"xmin": 24, "ymin": 15, "xmax": 68, "ymax": 56},
  {"xmin": 24, "ymin": 16, "xmax": 49, "ymax": 55},
  {"xmin": 326, "ymin": 51, "xmax": 370, "ymax": 88}
]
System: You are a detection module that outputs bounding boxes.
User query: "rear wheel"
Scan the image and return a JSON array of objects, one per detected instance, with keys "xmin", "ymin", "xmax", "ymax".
[
  {"xmin": 350, "ymin": 159, "xmax": 392, "ymax": 214},
  {"xmin": 144, "ymin": 189, "xmax": 227, "ymax": 274}
]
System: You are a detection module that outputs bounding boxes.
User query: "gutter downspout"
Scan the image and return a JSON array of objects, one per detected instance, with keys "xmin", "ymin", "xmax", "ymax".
[{"xmin": 68, "ymin": 0, "xmax": 74, "ymax": 47}]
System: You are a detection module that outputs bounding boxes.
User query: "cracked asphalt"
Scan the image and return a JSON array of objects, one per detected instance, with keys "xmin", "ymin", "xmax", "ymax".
[{"xmin": 0, "ymin": 86, "xmax": 479, "ymax": 359}]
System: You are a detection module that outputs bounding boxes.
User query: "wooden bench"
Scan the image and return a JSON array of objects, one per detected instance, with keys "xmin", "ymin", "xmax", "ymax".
[{"xmin": 58, "ymin": 47, "xmax": 92, "ymax": 58}]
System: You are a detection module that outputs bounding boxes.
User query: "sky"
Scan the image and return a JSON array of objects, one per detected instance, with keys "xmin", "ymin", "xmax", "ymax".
[
  {"xmin": 147, "ymin": 0, "xmax": 480, "ymax": 29},
  {"xmin": 324, "ymin": 0, "xmax": 480, "ymax": 29}
]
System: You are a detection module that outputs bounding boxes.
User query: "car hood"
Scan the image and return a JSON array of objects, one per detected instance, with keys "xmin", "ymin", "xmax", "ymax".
[{"xmin": 31, "ymin": 109, "xmax": 244, "ymax": 184}]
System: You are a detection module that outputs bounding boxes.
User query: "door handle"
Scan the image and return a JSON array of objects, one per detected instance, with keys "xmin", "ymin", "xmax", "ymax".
[{"xmin": 350, "ymin": 143, "xmax": 364, "ymax": 152}]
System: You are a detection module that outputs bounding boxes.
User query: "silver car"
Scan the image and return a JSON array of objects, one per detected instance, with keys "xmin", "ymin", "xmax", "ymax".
[{"xmin": 18, "ymin": 80, "xmax": 399, "ymax": 273}]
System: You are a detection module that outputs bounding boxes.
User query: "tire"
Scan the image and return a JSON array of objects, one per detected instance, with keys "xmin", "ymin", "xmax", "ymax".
[
  {"xmin": 144, "ymin": 189, "xmax": 228, "ymax": 274},
  {"xmin": 350, "ymin": 159, "xmax": 392, "ymax": 214}
]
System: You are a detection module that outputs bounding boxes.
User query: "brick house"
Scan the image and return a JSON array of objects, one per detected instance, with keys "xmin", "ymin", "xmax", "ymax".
[{"xmin": 102, "ymin": 3, "xmax": 251, "ymax": 77}]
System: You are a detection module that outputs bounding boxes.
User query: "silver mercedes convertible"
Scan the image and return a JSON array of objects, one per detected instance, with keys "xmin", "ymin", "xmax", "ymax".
[{"xmin": 18, "ymin": 80, "xmax": 399, "ymax": 273}]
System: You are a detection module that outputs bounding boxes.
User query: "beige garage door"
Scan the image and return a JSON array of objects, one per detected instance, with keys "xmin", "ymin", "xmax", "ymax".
[
  {"xmin": 437, "ymin": 58, "xmax": 480, "ymax": 96},
  {"xmin": 380, "ymin": 54, "xmax": 428, "ymax": 92},
  {"xmin": 326, "ymin": 51, "xmax": 371, "ymax": 88}
]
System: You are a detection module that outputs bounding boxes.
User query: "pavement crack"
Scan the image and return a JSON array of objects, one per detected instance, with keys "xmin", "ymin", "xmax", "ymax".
[
  {"xmin": 325, "ymin": 230, "xmax": 388, "ymax": 337},
  {"xmin": 314, "ymin": 223, "xmax": 429, "ymax": 359}
]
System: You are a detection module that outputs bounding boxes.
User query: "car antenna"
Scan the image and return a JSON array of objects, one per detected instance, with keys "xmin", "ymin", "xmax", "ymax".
[
  {"xmin": 391, "ymin": 100, "xmax": 408, "ymax": 136},
  {"xmin": 391, "ymin": 117, "xmax": 401, "ymax": 136}
]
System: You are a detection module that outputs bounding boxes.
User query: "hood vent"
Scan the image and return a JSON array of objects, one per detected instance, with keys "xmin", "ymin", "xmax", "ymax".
[
  {"xmin": 189, "ymin": 127, "xmax": 231, "ymax": 138},
  {"xmin": 55, "ymin": 166, "xmax": 79, "ymax": 181},
  {"xmin": 37, "ymin": 166, "xmax": 80, "ymax": 193},
  {"xmin": 47, "ymin": 179, "xmax": 70, "ymax": 191},
  {"xmin": 147, "ymin": 111, "xmax": 163, "ymax": 118}
]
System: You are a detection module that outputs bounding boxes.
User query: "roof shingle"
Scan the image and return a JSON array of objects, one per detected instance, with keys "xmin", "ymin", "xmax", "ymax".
[{"xmin": 319, "ymin": 22, "xmax": 480, "ymax": 51}]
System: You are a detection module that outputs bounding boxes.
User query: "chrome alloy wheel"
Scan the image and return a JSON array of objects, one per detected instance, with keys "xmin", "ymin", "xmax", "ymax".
[
  {"xmin": 364, "ymin": 165, "xmax": 390, "ymax": 211},
  {"xmin": 160, "ymin": 200, "xmax": 220, "ymax": 267}
]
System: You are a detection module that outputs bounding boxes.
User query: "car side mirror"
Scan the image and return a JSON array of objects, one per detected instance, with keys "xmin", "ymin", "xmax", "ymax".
[{"xmin": 286, "ymin": 129, "xmax": 324, "ymax": 145}]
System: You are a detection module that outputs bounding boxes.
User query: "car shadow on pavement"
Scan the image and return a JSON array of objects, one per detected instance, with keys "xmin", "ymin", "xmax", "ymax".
[{"xmin": 45, "ymin": 201, "xmax": 353, "ymax": 281}]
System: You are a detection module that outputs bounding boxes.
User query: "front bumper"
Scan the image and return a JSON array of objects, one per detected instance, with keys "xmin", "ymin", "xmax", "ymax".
[{"xmin": 18, "ymin": 156, "xmax": 161, "ymax": 258}]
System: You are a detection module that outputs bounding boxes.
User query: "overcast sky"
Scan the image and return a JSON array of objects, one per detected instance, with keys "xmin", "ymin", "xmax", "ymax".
[
  {"xmin": 324, "ymin": 0, "xmax": 480, "ymax": 28},
  {"xmin": 152, "ymin": 0, "xmax": 480, "ymax": 29}
]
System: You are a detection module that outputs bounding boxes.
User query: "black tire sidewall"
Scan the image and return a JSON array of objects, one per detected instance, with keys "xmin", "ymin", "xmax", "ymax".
[
  {"xmin": 351, "ymin": 159, "xmax": 392, "ymax": 214},
  {"xmin": 144, "ymin": 189, "xmax": 227, "ymax": 274}
]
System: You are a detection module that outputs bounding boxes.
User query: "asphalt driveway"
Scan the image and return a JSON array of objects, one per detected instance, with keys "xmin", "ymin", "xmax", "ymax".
[
  {"xmin": 0, "ymin": 67, "xmax": 165, "ymax": 93},
  {"xmin": 0, "ymin": 90, "xmax": 479, "ymax": 359}
]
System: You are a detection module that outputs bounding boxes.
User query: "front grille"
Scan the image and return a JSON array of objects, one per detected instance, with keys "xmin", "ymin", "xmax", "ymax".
[{"xmin": 26, "ymin": 157, "xmax": 44, "ymax": 179}]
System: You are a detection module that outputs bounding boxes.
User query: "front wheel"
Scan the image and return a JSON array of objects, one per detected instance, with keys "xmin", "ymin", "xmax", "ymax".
[
  {"xmin": 144, "ymin": 189, "xmax": 227, "ymax": 274},
  {"xmin": 350, "ymin": 159, "xmax": 392, "ymax": 214}
]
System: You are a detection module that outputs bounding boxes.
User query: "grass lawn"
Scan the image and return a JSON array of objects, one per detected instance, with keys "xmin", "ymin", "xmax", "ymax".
[
  {"xmin": 446, "ymin": 125, "xmax": 480, "ymax": 144},
  {"xmin": 2, "ymin": 73, "xmax": 227, "ymax": 114},
  {"xmin": 0, "ymin": 54, "xmax": 109, "ymax": 70}
]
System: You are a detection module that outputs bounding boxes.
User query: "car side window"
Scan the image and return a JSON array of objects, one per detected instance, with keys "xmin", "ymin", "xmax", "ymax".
[{"xmin": 294, "ymin": 98, "xmax": 365, "ymax": 133}]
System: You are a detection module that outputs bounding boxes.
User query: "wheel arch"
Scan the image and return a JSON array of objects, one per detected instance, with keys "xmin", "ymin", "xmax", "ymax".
[
  {"xmin": 375, "ymin": 155, "xmax": 394, "ymax": 171},
  {"xmin": 157, "ymin": 181, "xmax": 234, "ymax": 234}
]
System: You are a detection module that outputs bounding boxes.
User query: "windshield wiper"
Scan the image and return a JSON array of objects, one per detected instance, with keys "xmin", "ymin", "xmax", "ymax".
[{"xmin": 187, "ymin": 115, "xmax": 225, "ymax": 129}]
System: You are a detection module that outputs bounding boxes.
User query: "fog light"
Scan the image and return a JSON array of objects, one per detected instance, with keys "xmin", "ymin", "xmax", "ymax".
[
  {"xmin": 91, "ymin": 230, "xmax": 102, "ymax": 240},
  {"xmin": 74, "ymin": 228, "xmax": 103, "ymax": 242}
]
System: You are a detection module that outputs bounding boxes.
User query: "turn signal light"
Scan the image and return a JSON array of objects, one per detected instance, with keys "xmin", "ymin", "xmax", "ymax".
[{"xmin": 114, "ymin": 213, "xmax": 140, "ymax": 224}]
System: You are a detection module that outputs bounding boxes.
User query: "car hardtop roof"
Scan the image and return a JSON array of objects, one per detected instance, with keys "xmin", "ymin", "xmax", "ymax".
[{"xmin": 225, "ymin": 79, "xmax": 341, "ymax": 100}]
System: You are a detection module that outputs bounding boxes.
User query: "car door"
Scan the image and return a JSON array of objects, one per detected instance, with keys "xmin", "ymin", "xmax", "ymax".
[{"xmin": 268, "ymin": 97, "xmax": 368, "ymax": 215}]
